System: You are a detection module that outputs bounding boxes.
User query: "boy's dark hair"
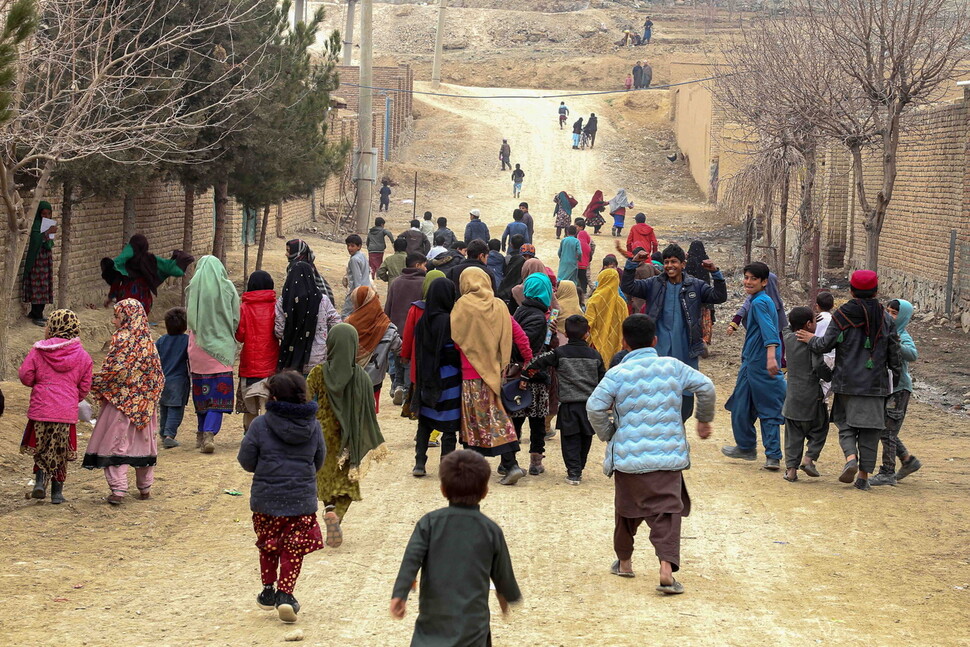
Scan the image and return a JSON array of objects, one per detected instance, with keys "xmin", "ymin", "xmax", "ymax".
[
  {"xmin": 437, "ymin": 216, "xmax": 447, "ymax": 227},
  {"xmin": 409, "ymin": 219, "xmax": 420, "ymax": 228},
  {"xmin": 651, "ymin": 251, "xmax": 663, "ymax": 263},
  {"xmin": 742, "ymin": 261, "xmax": 770, "ymax": 280},
  {"xmin": 267, "ymin": 370, "xmax": 308, "ymax": 404},
  {"xmin": 488, "ymin": 238, "xmax": 501, "ymax": 251},
  {"xmin": 406, "ymin": 252, "xmax": 427, "ymax": 268},
  {"xmin": 509, "ymin": 234, "xmax": 525, "ymax": 250},
  {"xmin": 566, "ymin": 225, "xmax": 578, "ymax": 236},
  {"xmin": 345, "ymin": 234, "xmax": 362, "ymax": 247},
  {"xmin": 564, "ymin": 314, "xmax": 589, "ymax": 341},
  {"xmin": 602, "ymin": 254, "xmax": 618, "ymax": 268},
  {"xmin": 622, "ymin": 314, "xmax": 656, "ymax": 350},
  {"xmin": 574, "ymin": 217, "xmax": 586, "ymax": 227},
  {"xmin": 661, "ymin": 243, "xmax": 685, "ymax": 262},
  {"xmin": 466, "ymin": 239, "xmax": 488, "ymax": 259},
  {"xmin": 816, "ymin": 291, "xmax": 835, "ymax": 311},
  {"xmin": 512, "ymin": 209, "xmax": 523, "ymax": 221},
  {"xmin": 887, "ymin": 299, "xmax": 901, "ymax": 311},
  {"xmin": 519, "ymin": 201, "xmax": 529, "ymax": 210},
  {"xmin": 454, "ymin": 240, "xmax": 468, "ymax": 251},
  {"xmin": 393, "ymin": 237, "xmax": 408, "ymax": 252},
  {"xmin": 851, "ymin": 287, "xmax": 878, "ymax": 299},
  {"xmin": 164, "ymin": 307, "xmax": 187, "ymax": 335},
  {"xmin": 434, "ymin": 232, "xmax": 447, "ymax": 246},
  {"xmin": 375, "ymin": 216, "xmax": 385, "ymax": 227},
  {"xmin": 381, "ymin": 179, "xmax": 389, "ymax": 185},
  {"xmin": 635, "ymin": 212, "xmax": 646, "ymax": 224},
  {"xmin": 439, "ymin": 450, "xmax": 490, "ymax": 505},
  {"xmin": 788, "ymin": 306, "xmax": 814, "ymax": 332},
  {"xmin": 424, "ymin": 211, "xmax": 433, "ymax": 220}
]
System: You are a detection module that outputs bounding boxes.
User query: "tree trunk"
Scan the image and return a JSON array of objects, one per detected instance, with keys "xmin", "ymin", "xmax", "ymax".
[
  {"xmin": 778, "ymin": 167, "xmax": 790, "ymax": 278},
  {"xmin": 122, "ymin": 192, "xmax": 137, "ymax": 243},
  {"xmin": 256, "ymin": 204, "xmax": 270, "ymax": 271},
  {"xmin": 57, "ymin": 181, "xmax": 75, "ymax": 309},
  {"xmin": 181, "ymin": 184, "xmax": 195, "ymax": 306},
  {"xmin": 275, "ymin": 201, "xmax": 283, "ymax": 239},
  {"xmin": 212, "ymin": 178, "xmax": 229, "ymax": 262},
  {"xmin": 796, "ymin": 147, "xmax": 817, "ymax": 285}
]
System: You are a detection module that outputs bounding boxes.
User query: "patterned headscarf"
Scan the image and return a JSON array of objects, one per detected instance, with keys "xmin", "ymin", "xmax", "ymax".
[
  {"xmin": 344, "ymin": 286, "xmax": 391, "ymax": 367},
  {"xmin": 91, "ymin": 299, "xmax": 164, "ymax": 430},
  {"xmin": 45, "ymin": 309, "xmax": 80, "ymax": 340}
]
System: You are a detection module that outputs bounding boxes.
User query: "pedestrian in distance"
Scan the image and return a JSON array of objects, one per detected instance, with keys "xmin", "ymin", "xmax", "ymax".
[
  {"xmin": 367, "ymin": 217, "xmax": 396, "ymax": 279},
  {"xmin": 420, "ymin": 211, "xmax": 436, "ymax": 244},
  {"xmin": 501, "ymin": 209, "xmax": 529, "ymax": 252},
  {"xmin": 342, "ymin": 234, "xmax": 372, "ymax": 317},
  {"xmin": 558, "ymin": 101, "xmax": 569, "ymax": 129},
  {"xmin": 511, "ymin": 164, "xmax": 525, "ymax": 198},
  {"xmin": 642, "ymin": 16, "xmax": 654, "ymax": 44},
  {"xmin": 585, "ymin": 113, "xmax": 599, "ymax": 148},
  {"xmin": 156, "ymin": 307, "xmax": 191, "ymax": 446},
  {"xmin": 464, "ymin": 209, "xmax": 491, "ymax": 245},
  {"xmin": 499, "ymin": 139, "xmax": 511, "ymax": 170},
  {"xmin": 379, "ymin": 179, "xmax": 392, "ymax": 212},
  {"xmin": 572, "ymin": 117, "xmax": 584, "ymax": 149}
]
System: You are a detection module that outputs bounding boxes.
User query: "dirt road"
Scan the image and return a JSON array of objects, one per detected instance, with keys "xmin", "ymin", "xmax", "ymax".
[{"xmin": 1, "ymin": 84, "xmax": 968, "ymax": 647}]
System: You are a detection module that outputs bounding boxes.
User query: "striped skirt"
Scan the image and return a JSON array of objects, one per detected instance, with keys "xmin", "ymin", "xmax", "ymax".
[{"xmin": 419, "ymin": 363, "xmax": 462, "ymax": 434}]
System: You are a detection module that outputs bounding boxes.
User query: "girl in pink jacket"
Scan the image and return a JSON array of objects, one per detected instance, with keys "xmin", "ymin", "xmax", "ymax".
[{"xmin": 19, "ymin": 309, "xmax": 93, "ymax": 504}]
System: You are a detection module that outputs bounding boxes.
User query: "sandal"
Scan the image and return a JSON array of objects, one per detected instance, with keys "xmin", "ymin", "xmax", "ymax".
[
  {"xmin": 610, "ymin": 560, "xmax": 635, "ymax": 578},
  {"xmin": 656, "ymin": 579, "xmax": 685, "ymax": 595},
  {"xmin": 106, "ymin": 493, "xmax": 125, "ymax": 506},
  {"xmin": 800, "ymin": 463, "xmax": 821, "ymax": 478},
  {"xmin": 783, "ymin": 472, "xmax": 798, "ymax": 483},
  {"xmin": 323, "ymin": 506, "xmax": 343, "ymax": 548}
]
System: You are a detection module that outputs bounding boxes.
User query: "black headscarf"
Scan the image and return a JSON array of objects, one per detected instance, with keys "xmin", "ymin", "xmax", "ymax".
[
  {"xmin": 414, "ymin": 277, "xmax": 458, "ymax": 407},
  {"xmin": 685, "ymin": 240, "xmax": 711, "ymax": 285},
  {"xmin": 125, "ymin": 234, "xmax": 163, "ymax": 292},
  {"xmin": 497, "ymin": 254, "xmax": 526, "ymax": 301},
  {"xmin": 246, "ymin": 270, "xmax": 274, "ymax": 292},
  {"xmin": 286, "ymin": 238, "xmax": 335, "ymax": 303},
  {"xmin": 277, "ymin": 261, "xmax": 323, "ymax": 372}
]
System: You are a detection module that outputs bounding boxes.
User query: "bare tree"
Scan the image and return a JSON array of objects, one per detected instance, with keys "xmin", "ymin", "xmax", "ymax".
[{"xmin": 0, "ymin": 0, "xmax": 278, "ymax": 377}]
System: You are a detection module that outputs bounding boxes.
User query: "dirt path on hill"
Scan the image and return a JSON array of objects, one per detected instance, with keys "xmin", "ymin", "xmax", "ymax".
[{"xmin": 0, "ymin": 83, "xmax": 968, "ymax": 647}]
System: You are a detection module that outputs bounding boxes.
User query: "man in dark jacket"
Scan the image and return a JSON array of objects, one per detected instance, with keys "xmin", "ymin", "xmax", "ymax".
[
  {"xmin": 797, "ymin": 270, "xmax": 901, "ymax": 491},
  {"xmin": 430, "ymin": 242, "xmax": 465, "ymax": 274},
  {"xmin": 518, "ymin": 202, "xmax": 534, "ymax": 242},
  {"xmin": 434, "ymin": 217, "xmax": 457, "ymax": 250},
  {"xmin": 621, "ymin": 243, "xmax": 726, "ymax": 420},
  {"xmin": 633, "ymin": 61, "xmax": 644, "ymax": 89},
  {"xmin": 499, "ymin": 139, "xmax": 511, "ymax": 170},
  {"xmin": 385, "ymin": 252, "xmax": 428, "ymax": 403},
  {"xmin": 464, "ymin": 209, "xmax": 490, "ymax": 244},
  {"xmin": 446, "ymin": 239, "xmax": 498, "ymax": 292},
  {"xmin": 584, "ymin": 113, "xmax": 599, "ymax": 149},
  {"xmin": 400, "ymin": 219, "xmax": 431, "ymax": 256}
]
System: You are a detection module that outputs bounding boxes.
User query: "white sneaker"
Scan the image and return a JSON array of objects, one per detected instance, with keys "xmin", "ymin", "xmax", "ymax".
[{"xmin": 392, "ymin": 387, "xmax": 405, "ymax": 406}]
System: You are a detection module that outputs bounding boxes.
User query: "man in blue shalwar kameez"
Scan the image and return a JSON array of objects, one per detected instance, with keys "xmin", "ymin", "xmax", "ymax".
[{"xmin": 722, "ymin": 262, "xmax": 787, "ymax": 470}]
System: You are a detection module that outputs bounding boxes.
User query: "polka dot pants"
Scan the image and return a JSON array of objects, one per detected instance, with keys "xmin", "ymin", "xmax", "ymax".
[{"xmin": 253, "ymin": 513, "xmax": 324, "ymax": 594}]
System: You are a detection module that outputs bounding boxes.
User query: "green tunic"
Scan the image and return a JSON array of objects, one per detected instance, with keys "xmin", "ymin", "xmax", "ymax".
[
  {"xmin": 392, "ymin": 504, "xmax": 521, "ymax": 647},
  {"xmin": 308, "ymin": 367, "xmax": 361, "ymax": 504}
]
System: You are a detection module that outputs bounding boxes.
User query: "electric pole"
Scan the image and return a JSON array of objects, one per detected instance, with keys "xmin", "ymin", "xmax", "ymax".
[
  {"xmin": 355, "ymin": 0, "xmax": 374, "ymax": 232},
  {"xmin": 343, "ymin": 0, "xmax": 357, "ymax": 66},
  {"xmin": 431, "ymin": 0, "xmax": 446, "ymax": 89},
  {"xmin": 294, "ymin": 0, "xmax": 306, "ymax": 27}
]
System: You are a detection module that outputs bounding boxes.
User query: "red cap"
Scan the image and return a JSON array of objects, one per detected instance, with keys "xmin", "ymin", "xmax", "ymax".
[{"xmin": 850, "ymin": 270, "xmax": 878, "ymax": 291}]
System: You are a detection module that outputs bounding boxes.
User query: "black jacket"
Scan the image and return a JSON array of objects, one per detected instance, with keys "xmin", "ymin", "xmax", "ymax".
[
  {"xmin": 401, "ymin": 229, "xmax": 430, "ymax": 256},
  {"xmin": 434, "ymin": 227, "xmax": 457, "ymax": 250},
  {"xmin": 447, "ymin": 259, "xmax": 498, "ymax": 293},
  {"xmin": 528, "ymin": 340, "xmax": 605, "ymax": 403},
  {"xmin": 237, "ymin": 401, "xmax": 325, "ymax": 517}
]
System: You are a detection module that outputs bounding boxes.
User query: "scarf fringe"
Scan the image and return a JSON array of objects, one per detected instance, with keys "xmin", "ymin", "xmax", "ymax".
[{"xmin": 338, "ymin": 443, "xmax": 389, "ymax": 483}]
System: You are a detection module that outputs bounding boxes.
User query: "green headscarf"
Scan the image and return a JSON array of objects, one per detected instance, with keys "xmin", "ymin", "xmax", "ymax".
[
  {"xmin": 186, "ymin": 255, "xmax": 240, "ymax": 366},
  {"xmin": 23, "ymin": 201, "xmax": 54, "ymax": 281},
  {"xmin": 523, "ymin": 272, "xmax": 553, "ymax": 308},
  {"xmin": 322, "ymin": 323, "xmax": 384, "ymax": 470},
  {"xmin": 422, "ymin": 269, "xmax": 446, "ymax": 298}
]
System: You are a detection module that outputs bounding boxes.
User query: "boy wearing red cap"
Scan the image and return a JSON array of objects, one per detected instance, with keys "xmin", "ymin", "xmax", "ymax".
[{"xmin": 796, "ymin": 270, "xmax": 901, "ymax": 491}]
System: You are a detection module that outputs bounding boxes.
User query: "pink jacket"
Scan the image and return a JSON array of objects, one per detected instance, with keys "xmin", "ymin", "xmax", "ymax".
[{"xmin": 19, "ymin": 337, "xmax": 93, "ymax": 423}]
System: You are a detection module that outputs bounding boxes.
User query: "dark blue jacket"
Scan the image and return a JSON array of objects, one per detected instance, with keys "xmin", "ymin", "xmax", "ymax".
[
  {"xmin": 237, "ymin": 400, "xmax": 325, "ymax": 517},
  {"xmin": 620, "ymin": 260, "xmax": 727, "ymax": 360},
  {"xmin": 156, "ymin": 334, "xmax": 189, "ymax": 406},
  {"xmin": 487, "ymin": 250, "xmax": 506, "ymax": 284},
  {"xmin": 464, "ymin": 219, "xmax": 490, "ymax": 244}
]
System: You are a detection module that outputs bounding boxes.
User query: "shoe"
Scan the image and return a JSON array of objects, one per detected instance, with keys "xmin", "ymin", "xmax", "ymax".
[
  {"xmin": 201, "ymin": 432, "xmax": 215, "ymax": 454},
  {"xmin": 107, "ymin": 493, "xmax": 125, "ymax": 505},
  {"xmin": 800, "ymin": 462, "xmax": 821, "ymax": 477},
  {"xmin": 412, "ymin": 464, "xmax": 427, "ymax": 478},
  {"xmin": 257, "ymin": 585, "xmax": 276, "ymax": 610},
  {"xmin": 497, "ymin": 464, "xmax": 508, "ymax": 476},
  {"xmin": 854, "ymin": 477, "xmax": 872, "ymax": 491},
  {"xmin": 195, "ymin": 432, "xmax": 204, "ymax": 449},
  {"xmin": 499, "ymin": 465, "xmax": 526, "ymax": 486},
  {"xmin": 763, "ymin": 458, "xmax": 780, "ymax": 471},
  {"xmin": 392, "ymin": 387, "xmax": 405, "ymax": 406},
  {"xmin": 275, "ymin": 591, "xmax": 300, "ymax": 623},
  {"xmin": 544, "ymin": 430, "xmax": 557, "ymax": 440},
  {"xmin": 427, "ymin": 441, "xmax": 440, "ymax": 448},
  {"xmin": 528, "ymin": 453, "xmax": 545, "ymax": 476},
  {"xmin": 162, "ymin": 436, "xmax": 180, "ymax": 449},
  {"xmin": 838, "ymin": 459, "xmax": 858, "ymax": 483},
  {"xmin": 31, "ymin": 471, "xmax": 47, "ymax": 499},
  {"xmin": 565, "ymin": 476, "xmax": 581, "ymax": 486},
  {"xmin": 30, "ymin": 318, "xmax": 46, "ymax": 327},
  {"xmin": 50, "ymin": 480, "xmax": 66, "ymax": 504},
  {"xmin": 323, "ymin": 507, "xmax": 343, "ymax": 548},
  {"xmin": 869, "ymin": 472, "xmax": 897, "ymax": 486},
  {"xmin": 896, "ymin": 456, "xmax": 922, "ymax": 481},
  {"xmin": 138, "ymin": 490, "xmax": 151, "ymax": 500},
  {"xmin": 721, "ymin": 446, "xmax": 757, "ymax": 461}
]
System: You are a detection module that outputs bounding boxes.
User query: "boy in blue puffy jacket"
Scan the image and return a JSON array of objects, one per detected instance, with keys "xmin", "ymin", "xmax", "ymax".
[{"xmin": 587, "ymin": 314, "xmax": 715, "ymax": 595}]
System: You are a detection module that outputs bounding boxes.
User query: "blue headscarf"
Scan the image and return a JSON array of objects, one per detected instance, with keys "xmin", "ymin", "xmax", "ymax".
[{"xmin": 523, "ymin": 272, "xmax": 553, "ymax": 308}]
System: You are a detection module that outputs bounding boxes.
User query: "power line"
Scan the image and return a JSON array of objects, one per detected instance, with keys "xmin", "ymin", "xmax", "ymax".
[{"xmin": 339, "ymin": 74, "xmax": 727, "ymax": 100}]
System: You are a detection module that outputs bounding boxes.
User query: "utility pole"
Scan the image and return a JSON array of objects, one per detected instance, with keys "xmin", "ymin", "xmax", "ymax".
[
  {"xmin": 431, "ymin": 0, "xmax": 446, "ymax": 89},
  {"xmin": 343, "ymin": 0, "xmax": 357, "ymax": 66},
  {"xmin": 355, "ymin": 0, "xmax": 374, "ymax": 232},
  {"xmin": 294, "ymin": 0, "xmax": 306, "ymax": 27}
]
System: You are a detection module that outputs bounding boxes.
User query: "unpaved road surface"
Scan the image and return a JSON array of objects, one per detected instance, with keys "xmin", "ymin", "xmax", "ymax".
[{"xmin": 1, "ymin": 84, "xmax": 968, "ymax": 647}]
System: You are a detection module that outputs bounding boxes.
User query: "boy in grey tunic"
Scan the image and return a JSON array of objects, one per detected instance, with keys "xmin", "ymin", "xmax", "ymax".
[{"xmin": 392, "ymin": 450, "xmax": 521, "ymax": 646}]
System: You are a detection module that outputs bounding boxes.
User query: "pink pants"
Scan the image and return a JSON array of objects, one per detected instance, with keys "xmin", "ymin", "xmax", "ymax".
[{"xmin": 104, "ymin": 464, "xmax": 155, "ymax": 494}]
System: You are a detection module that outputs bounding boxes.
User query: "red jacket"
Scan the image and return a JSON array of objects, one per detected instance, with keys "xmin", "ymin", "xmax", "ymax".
[
  {"xmin": 399, "ymin": 303, "xmax": 425, "ymax": 385},
  {"xmin": 235, "ymin": 289, "xmax": 280, "ymax": 378},
  {"xmin": 626, "ymin": 223, "xmax": 658, "ymax": 255}
]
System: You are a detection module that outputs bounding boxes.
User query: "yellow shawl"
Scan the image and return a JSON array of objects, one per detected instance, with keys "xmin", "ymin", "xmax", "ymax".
[
  {"xmin": 585, "ymin": 269, "xmax": 627, "ymax": 363},
  {"xmin": 450, "ymin": 267, "xmax": 512, "ymax": 395}
]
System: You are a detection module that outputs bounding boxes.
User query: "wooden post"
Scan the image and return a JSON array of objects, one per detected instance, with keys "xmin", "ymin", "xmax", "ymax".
[
  {"xmin": 945, "ymin": 228, "xmax": 957, "ymax": 317},
  {"xmin": 412, "ymin": 171, "xmax": 418, "ymax": 221},
  {"xmin": 778, "ymin": 169, "xmax": 790, "ymax": 278},
  {"xmin": 181, "ymin": 184, "xmax": 195, "ymax": 306},
  {"xmin": 256, "ymin": 205, "xmax": 270, "ymax": 271},
  {"xmin": 212, "ymin": 179, "xmax": 229, "ymax": 262},
  {"xmin": 56, "ymin": 181, "xmax": 74, "ymax": 309},
  {"xmin": 811, "ymin": 229, "xmax": 821, "ymax": 303}
]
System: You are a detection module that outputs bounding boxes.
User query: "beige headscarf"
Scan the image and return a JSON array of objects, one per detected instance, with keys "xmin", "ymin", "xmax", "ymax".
[
  {"xmin": 555, "ymin": 280, "xmax": 584, "ymax": 333},
  {"xmin": 450, "ymin": 267, "xmax": 512, "ymax": 395}
]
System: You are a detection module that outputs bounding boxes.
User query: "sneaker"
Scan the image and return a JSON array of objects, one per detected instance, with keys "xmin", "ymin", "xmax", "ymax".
[
  {"xmin": 275, "ymin": 591, "xmax": 300, "ymax": 623},
  {"xmin": 544, "ymin": 430, "xmax": 557, "ymax": 440},
  {"xmin": 427, "ymin": 440, "xmax": 440, "ymax": 448},
  {"xmin": 854, "ymin": 477, "xmax": 872, "ymax": 491},
  {"xmin": 838, "ymin": 459, "xmax": 859, "ymax": 484},
  {"xmin": 869, "ymin": 473, "xmax": 897, "ymax": 486},
  {"xmin": 412, "ymin": 465, "xmax": 427, "ymax": 478},
  {"xmin": 763, "ymin": 458, "xmax": 780, "ymax": 471},
  {"xmin": 392, "ymin": 387, "xmax": 405, "ymax": 406},
  {"xmin": 721, "ymin": 446, "xmax": 757, "ymax": 461},
  {"xmin": 896, "ymin": 456, "xmax": 922, "ymax": 481},
  {"xmin": 257, "ymin": 585, "xmax": 276, "ymax": 610},
  {"xmin": 565, "ymin": 476, "xmax": 581, "ymax": 486},
  {"xmin": 162, "ymin": 436, "xmax": 180, "ymax": 449},
  {"xmin": 499, "ymin": 465, "xmax": 526, "ymax": 486}
]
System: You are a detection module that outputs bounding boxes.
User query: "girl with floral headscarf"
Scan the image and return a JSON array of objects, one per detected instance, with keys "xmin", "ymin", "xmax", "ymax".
[
  {"xmin": 82, "ymin": 300, "xmax": 164, "ymax": 504},
  {"xmin": 19, "ymin": 309, "xmax": 93, "ymax": 503}
]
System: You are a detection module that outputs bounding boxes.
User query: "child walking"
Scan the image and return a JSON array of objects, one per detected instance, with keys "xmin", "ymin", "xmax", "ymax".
[
  {"xmin": 367, "ymin": 217, "xmax": 396, "ymax": 279},
  {"xmin": 526, "ymin": 315, "xmax": 605, "ymax": 484},
  {"xmin": 391, "ymin": 450, "xmax": 522, "ymax": 645},
  {"xmin": 236, "ymin": 271, "xmax": 280, "ymax": 432},
  {"xmin": 237, "ymin": 370, "xmax": 325, "ymax": 624},
  {"xmin": 155, "ymin": 307, "xmax": 190, "ymax": 448},
  {"xmin": 781, "ymin": 306, "xmax": 832, "ymax": 482},
  {"xmin": 19, "ymin": 310, "xmax": 93, "ymax": 504}
]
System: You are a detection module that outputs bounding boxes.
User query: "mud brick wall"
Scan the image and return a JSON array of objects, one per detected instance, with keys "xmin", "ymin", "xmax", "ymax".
[{"xmin": 336, "ymin": 63, "xmax": 415, "ymax": 168}]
